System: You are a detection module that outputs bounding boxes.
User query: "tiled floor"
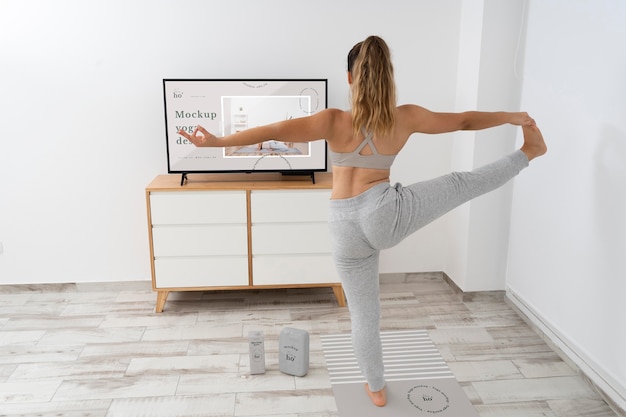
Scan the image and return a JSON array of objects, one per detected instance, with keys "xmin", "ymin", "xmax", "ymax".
[{"xmin": 0, "ymin": 272, "xmax": 620, "ymax": 417}]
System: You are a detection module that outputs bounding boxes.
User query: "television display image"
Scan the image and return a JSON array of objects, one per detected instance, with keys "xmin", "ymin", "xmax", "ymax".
[{"xmin": 163, "ymin": 79, "xmax": 328, "ymax": 175}]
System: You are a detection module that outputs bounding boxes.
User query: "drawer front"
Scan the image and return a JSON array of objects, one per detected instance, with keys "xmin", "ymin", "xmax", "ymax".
[
  {"xmin": 251, "ymin": 190, "xmax": 331, "ymax": 223},
  {"xmin": 253, "ymin": 255, "xmax": 339, "ymax": 285},
  {"xmin": 154, "ymin": 257, "xmax": 249, "ymax": 288},
  {"xmin": 152, "ymin": 225, "xmax": 248, "ymax": 257},
  {"xmin": 150, "ymin": 191, "xmax": 247, "ymax": 225},
  {"xmin": 252, "ymin": 223, "xmax": 331, "ymax": 255}
]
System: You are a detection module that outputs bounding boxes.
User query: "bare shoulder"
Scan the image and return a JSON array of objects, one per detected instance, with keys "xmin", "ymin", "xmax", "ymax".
[
  {"xmin": 316, "ymin": 109, "xmax": 352, "ymax": 145},
  {"xmin": 317, "ymin": 108, "xmax": 350, "ymax": 122},
  {"xmin": 324, "ymin": 108, "xmax": 348, "ymax": 115},
  {"xmin": 396, "ymin": 104, "xmax": 465, "ymax": 135},
  {"xmin": 395, "ymin": 104, "xmax": 431, "ymax": 133},
  {"xmin": 397, "ymin": 104, "xmax": 430, "ymax": 118},
  {"xmin": 318, "ymin": 108, "xmax": 351, "ymax": 131}
]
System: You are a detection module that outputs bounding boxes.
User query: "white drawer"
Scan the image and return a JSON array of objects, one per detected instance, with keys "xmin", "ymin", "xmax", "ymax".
[
  {"xmin": 252, "ymin": 254, "xmax": 339, "ymax": 285},
  {"xmin": 152, "ymin": 225, "xmax": 248, "ymax": 257},
  {"xmin": 251, "ymin": 223, "xmax": 331, "ymax": 255},
  {"xmin": 154, "ymin": 257, "xmax": 249, "ymax": 288},
  {"xmin": 150, "ymin": 191, "xmax": 247, "ymax": 225},
  {"xmin": 251, "ymin": 190, "xmax": 330, "ymax": 223}
]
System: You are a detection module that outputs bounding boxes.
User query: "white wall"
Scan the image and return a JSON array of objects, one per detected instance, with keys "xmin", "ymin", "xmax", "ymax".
[
  {"xmin": 0, "ymin": 0, "xmax": 467, "ymax": 284},
  {"xmin": 372, "ymin": 0, "xmax": 528, "ymax": 284},
  {"xmin": 507, "ymin": 0, "xmax": 626, "ymax": 410},
  {"xmin": 443, "ymin": 0, "xmax": 527, "ymax": 291}
]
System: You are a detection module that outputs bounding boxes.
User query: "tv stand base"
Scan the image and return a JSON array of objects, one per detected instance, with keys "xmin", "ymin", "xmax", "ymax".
[{"xmin": 281, "ymin": 171, "xmax": 316, "ymax": 184}]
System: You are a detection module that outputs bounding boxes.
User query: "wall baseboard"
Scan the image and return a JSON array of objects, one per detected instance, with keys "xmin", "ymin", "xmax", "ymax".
[{"xmin": 506, "ymin": 287, "xmax": 626, "ymax": 417}]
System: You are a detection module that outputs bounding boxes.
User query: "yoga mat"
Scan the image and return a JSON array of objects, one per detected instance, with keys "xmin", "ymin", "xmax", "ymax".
[{"xmin": 321, "ymin": 330, "xmax": 478, "ymax": 416}]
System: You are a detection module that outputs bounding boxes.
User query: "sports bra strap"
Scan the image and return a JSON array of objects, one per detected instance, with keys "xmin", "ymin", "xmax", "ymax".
[
  {"xmin": 327, "ymin": 128, "xmax": 397, "ymax": 170},
  {"xmin": 354, "ymin": 129, "xmax": 379, "ymax": 155}
]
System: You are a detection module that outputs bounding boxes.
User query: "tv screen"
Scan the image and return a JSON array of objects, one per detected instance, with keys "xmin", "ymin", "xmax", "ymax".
[{"xmin": 163, "ymin": 79, "xmax": 328, "ymax": 175}]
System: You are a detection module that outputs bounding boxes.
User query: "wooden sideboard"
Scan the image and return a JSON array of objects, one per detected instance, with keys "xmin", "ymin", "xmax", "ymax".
[{"xmin": 145, "ymin": 172, "xmax": 344, "ymax": 312}]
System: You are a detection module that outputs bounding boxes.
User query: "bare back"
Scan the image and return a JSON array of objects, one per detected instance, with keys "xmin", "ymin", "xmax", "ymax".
[{"xmin": 326, "ymin": 108, "xmax": 414, "ymax": 199}]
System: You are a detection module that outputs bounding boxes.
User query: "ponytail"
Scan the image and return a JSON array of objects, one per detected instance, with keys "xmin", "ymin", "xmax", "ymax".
[{"xmin": 348, "ymin": 36, "xmax": 396, "ymax": 137}]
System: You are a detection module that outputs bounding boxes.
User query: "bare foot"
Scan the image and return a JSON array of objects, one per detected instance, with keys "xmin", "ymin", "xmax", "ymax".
[
  {"xmin": 365, "ymin": 384, "xmax": 387, "ymax": 407},
  {"xmin": 520, "ymin": 124, "xmax": 547, "ymax": 161}
]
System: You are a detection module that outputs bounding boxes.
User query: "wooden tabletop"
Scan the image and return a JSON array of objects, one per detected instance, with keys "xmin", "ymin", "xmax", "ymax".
[{"xmin": 146, "ymin": 172, "xmax": 333, "ymax": 191}]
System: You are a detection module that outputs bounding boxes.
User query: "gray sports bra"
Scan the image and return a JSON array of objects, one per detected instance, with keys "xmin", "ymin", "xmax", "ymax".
[{"xmin": 328, "ymin": 129, "xmax": 397, "ymax": 170}]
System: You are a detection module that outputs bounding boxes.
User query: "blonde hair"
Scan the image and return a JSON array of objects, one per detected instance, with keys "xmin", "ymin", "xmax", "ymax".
[{"xmin": 348, "ymin": 36, "xmax": 397, "ymax": 137}]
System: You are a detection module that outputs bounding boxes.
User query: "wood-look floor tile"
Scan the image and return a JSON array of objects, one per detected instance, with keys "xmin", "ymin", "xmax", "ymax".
[
  {"xmin": 52, "ymin": 375, "xmax": 179, "ymax": 401},
  {"xmin": 98, "ymin": 312, "xmax": 198, "ymax": 328},
  {"xmin": 0, "ymin": 302, "xmax": 68, "ymax": 317},
  {"xmin": 513, "ymin": 357, "xmax": 578, "ymax": 378},
  {"xmin": 1, "ymin": 363, "xmax": 16, "ymax": 382},
  {"xmin": 287, "ymin": 307, "xmax": 349, "ymax": 322},
  {"xmin": 234, "ymin": 390, "xmax": 337, "ymax": 416},
  {"xmin": 379, "ymin": 291, "xmax": 419, "ymax": 305},
  {"xmin": 0, "ymin": 329, "xmax": 46, "ymax": 345},
  {"xmin": 0, "ymin": 283, "xmax": 77, "ymax": 293},
  {"xmin": 0, "ymin": 399, "xmax": 112, "ymax": 417},
  {"xmin": 177, "ymin": 371, "xmax": 296, "ymax": 395},
  {"xmin": 75, "ymin": 281, "xmax": 151, "ymax": 293},
  {"xmin": 428, "ymin": 327, "xmax": 495, "ymax": 345},
  {"xmin": 125, "ymin": 354, "xmax": 241, "ymax": 376},
  {"xmin": 38, "ymin": 327, "xmax": 145, "ymax": 345},
  {"xmin": 113, "ymin": 290, "xmax": 159, "ymax": 304},
  {"xmin": 241, "ymin": 321, "xmax": 340, "ymax": 338},
  {"xmin": 447, "ymin": 339, "xmax": 556, "ymax": 362},
  {"xmin": 0, "ymin": 293, "xmax": 32, "ymax": 305},
  {"xmin": 240, "ymin": 290, "xmax": 338, "ymax": 310},
  {"xmin": 431, "ymin": 310, "xmax": 525, "ymax": 329},
  {"xmin": 0, "ymin": 273, "xmax": 619, "ymax": 417},
  {"xmin": 2, "ymin": 315, "xmax": 105, "ymax": 331},
  {"xmin": 28, "ymin": 290, "xmax": 118, "ymax": 304},
  {"xmin": 197, "ymin": 308, "xmax": 292, "ymax": 324},
  {"xmin": 0, "ymin": 380, "xmax": 62, "ymax": 403},
  {"xmin": 59, "ymin": 300, "xmax": 156, "ymax": 316},
  {"xmin": 79, "ymin": 340, "xmax": 189, "ymax": 359},
  {"xmin": 474, "ymin": 401, "xmax": 557, "ymax": 417},
  {"xmin": 486, "ymin": 324, "xmax": 542, "ymax": 340},
  {"xmin": 0, "ymin": 344, "xmax": 83, "ymax": 364},
  {"xmin": 187, "ymin": 338, "xmax": 248, "ymax": 355},
  {"xmin": 141, "ymin": 323, "xmax": 244, "ymax": 342},
  {"xmin": 449, "ymin": 360, "xmax": 522, "ymax": 382},
  {"xmin": 460, "ymin": 381, "xmax": 482, "ymax": 405},
  {"xmin": 9, "ymin": 358, "xmax": 130, "ymax": 380},
  {"xmin": 106, "ymin": 394, "xmax": 237, "ymax": 417},
  {"xmin": 472, "ymin": 376, "xmax": 599, "ymax": 403},
  {"xmin": 548, "ymin": 398, "xmax": 619, "ymax": 417},
  {"xmin": 167, "ymin": 291, "xmax": 207, "ymax": 301}
]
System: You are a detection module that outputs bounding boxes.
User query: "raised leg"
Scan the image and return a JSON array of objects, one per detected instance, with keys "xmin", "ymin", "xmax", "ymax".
[{"xmin": 520, "ymin": 124, "xmax": 547, "ymax": 161}]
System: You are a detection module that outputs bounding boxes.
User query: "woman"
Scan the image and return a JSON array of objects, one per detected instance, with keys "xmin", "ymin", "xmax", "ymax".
[{"xmin": 179, "ymin": 35, "xmax": 547, "ymax": 407}]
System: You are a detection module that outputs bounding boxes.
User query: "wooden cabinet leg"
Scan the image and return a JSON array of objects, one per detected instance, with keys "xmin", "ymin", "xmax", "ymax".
[
  {"xmin": 332, "ymin": 285, "xmax": 346, "ymax": 307},
  {"xmin": 155, "ymin": 290, "xmax": 170, "ymax": 313}
]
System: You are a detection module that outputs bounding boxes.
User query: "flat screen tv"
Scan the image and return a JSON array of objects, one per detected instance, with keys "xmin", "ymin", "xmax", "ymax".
[{"xmin": 163, "ymin": 79, "xmax": 328, "ymax": 180}]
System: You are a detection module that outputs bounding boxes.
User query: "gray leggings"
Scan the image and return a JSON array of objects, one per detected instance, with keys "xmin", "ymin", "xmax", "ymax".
[{"xmin": 328, "ymin": 150, "xmax": 529, "ymax": 391}]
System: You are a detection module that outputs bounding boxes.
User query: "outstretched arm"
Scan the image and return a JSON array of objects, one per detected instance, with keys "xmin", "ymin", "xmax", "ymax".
[
  {"xmin": 400, "ymin": 104, "xmax": 536, "ymax": 135},
  {"xmin": 178, "ymin": 109, "xmax": 338, "ymax": 147}
]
